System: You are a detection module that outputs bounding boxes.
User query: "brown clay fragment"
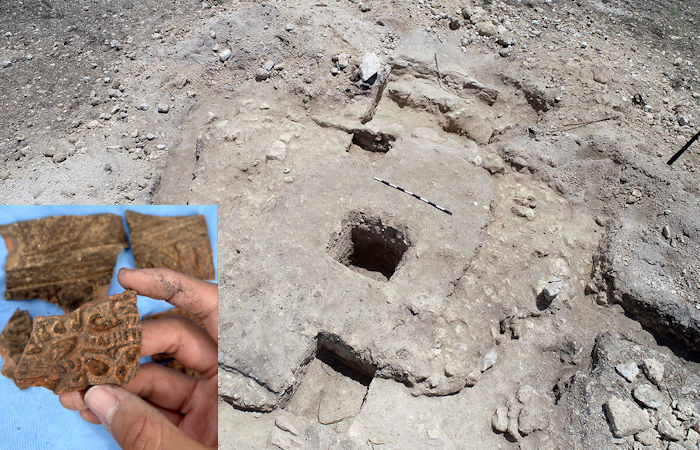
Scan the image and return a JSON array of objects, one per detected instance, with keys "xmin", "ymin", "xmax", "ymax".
[
  {"xmin": 11, "ymin": 290, "xmax": 141, "ymax": 394},
  {"xmin": 126, "ymin": 211, "xmax": 215, "ymax": 280},
  {"xmin": 143, "ymin": 308, "xmax": 202, "ymax": 379},
  {"xmin": 0, "ymin": 309, "xmax": 33, "ymax": 380},
  {"xmin": 0, "ymin": 214, "xmax": 127, "ymax": 311}
]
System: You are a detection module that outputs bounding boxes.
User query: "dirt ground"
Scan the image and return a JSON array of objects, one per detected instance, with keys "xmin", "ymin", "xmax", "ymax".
[{"xmin": 1, "ymin": 0, "xmax": 698, "ymax": 448}]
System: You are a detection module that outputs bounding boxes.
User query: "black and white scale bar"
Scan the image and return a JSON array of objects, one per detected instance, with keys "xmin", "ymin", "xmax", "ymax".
[{"xmin": 373, "ymin": 177, "xmax": 453, "ymax": 216}]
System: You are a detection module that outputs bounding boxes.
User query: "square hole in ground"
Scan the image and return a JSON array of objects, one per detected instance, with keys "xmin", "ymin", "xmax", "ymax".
[
  {"xmin": 285, "ymin": 334, "xmax": 376, "ymax": 425},
  {"xmin": 328, "ymin": 212, "xmax": 410, "ymax": 281}
]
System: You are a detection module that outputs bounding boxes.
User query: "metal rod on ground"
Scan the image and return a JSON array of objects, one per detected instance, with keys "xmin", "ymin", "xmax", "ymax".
[
  {"xmin": 373, "ymin": 177, "xmax": 453, "ymax": 216},
  {"xmin": 667, "ymin": 130, "xmax": 699, "ymax": 166}
]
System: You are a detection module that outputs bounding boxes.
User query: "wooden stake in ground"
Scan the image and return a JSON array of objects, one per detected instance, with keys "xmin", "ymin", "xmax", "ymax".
[
  {"xmin": 434, "ymin": 53, "xmax": 442, "ymax": 88},
  {"xmin": 559, "ymin": 115, "xmax": 619, "ymax": 131}
]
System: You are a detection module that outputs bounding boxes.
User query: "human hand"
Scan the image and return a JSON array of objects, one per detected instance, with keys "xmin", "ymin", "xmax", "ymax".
[{"xmin": 59, "ymin": 268, "xmax": 218, "ymax": 449}]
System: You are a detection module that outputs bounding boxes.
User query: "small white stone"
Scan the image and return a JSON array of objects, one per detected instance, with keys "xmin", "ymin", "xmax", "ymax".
[
  {"xmin": 633, "ymin": 384, "xmax": 663, "ymax": 409},
  {"xmin": 482, "ymin": 346, "xmax": 498, "ymax": 371},
  {"xmin": 616, "ymin": 361, "xmax": 639, "ymax": 382},
  {"xmin": 359, "ymin": 52, "xmax": 381, "ymax": 81},
  {"xmin": 492, "ymin": 406, "xmax": 508, "ymax": 432},
  {"xmin": 267, "ymin": 140, "xmax": 287, "ymax": 161},
  {"xmin": 542, "ymin": 278, "xmax": 563, "ymax": 301},
  {"xmin": 219, "ymin": 48, "xmax": 232, "ymax": 62},
  {"xmin": 604, "ymin": 397, "xmax": 651, "ymax": 437},
  {"xmin": 642, "ymin": 358, "xmax": 664, "ymax": 384}
]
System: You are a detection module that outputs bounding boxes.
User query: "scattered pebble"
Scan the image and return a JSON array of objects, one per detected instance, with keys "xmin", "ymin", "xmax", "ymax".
[
  {"xmin": 359, "ymin": 52, "xmax": 381, "ymax": 81},
  {"xmin": 604, "ymin": 397, "xmax": 651, "ymax": 437},
  {"xmin": 334, "ymin": 53, "xmax": 351, "ymax": 69},
  {"xmin": 662, "ymin": 225, "xmax": 671, "ymax": 239},
  {"xmin": 263, "ymin": 60, "xmax": 275, "ymax": 71},
  {"xmin": 632, "ymin": 384, "xmax": 663, "ymax": 409},
  {"xmin": 542, "ymin": 278, "xmax": 563, "ymax": 301},
  {"xmin": 139, "ymin": 103, "xmax": 149, "ymax": 111},
  {"xmin": 481, "ymin": 346, "xmax": 498, "ymax": 371},
  {"xmin": 255, "ymin": 68, "xmax": 270, "ymax": 81},
  {"xmin": 511, "ymin": 205, "xmax": 535, "ymax": 221},
  {"xmin": 615, "ymin": 361, "xmax": 639, "ymax": 382},
  {"xmin": 219, "ymin": 48, "xmax": 232, "ymax": 62},
  {"xmin": 635, "ymin": 429, "xmax": 661, "ymax": 447},
  {"xmin": 492, "ymin": 407, "xmax": 508, "ymax": 433},
  {"xmin": 157, "ymin": 104, "xmax": 170, "ymax": 114},
  {"xmin": 267, "ymin": 140, "xmax": 287, "ymax": 161},
  {"xmin": 146, "ymin": 133, "xmax": 156, "ymax": 140},
  {"xmin": 593, "ymin": 72, "xmax": 608, "ymax": 84},
  {"xmin": 482, "ymin": 153, "xmax": 505, "ymax": 174},
  {"xmin": 642, "ymin": 358, "xmax": 664, "ymax": 384},
  {"xmin": 476, "ymin": 22, "xmax": 497, "ymax": 37},
  {"xmin": 1, "ymin": 60, "xmax": 11, "ymax": 68},
  {"xmin": 657, "ymin": 417, "xmax": 685, "ymax": 441}
]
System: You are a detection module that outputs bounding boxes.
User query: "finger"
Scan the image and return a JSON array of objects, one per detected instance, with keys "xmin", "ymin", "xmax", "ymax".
[
  {"xmin": 80, "ymin": 408, "xmax": 101, "ymax": 424},
  {"xmin": 153, "ymin": 403, "xmax": 184, "ymax": 427},
  {"xmin": 141, "ymin": 317, "xmax": 217, "ymax": 373},
  {"xmin": 78, "ymin": 392, "xmax": 181, "ymax": 427},
  {"xmin": 59, "ymin": 390, "xmax": 87, "ymax": 411},
  {"xmin": 84, "ymin": 385, "xmax": 208, "ymax": 450},
  {"xmin": 118, "ymin": 268, "xmax": 217, "ymax": 338},
  {"xmin": 124, "ymin": 363, "xmax": 197, "ymax": 412}
]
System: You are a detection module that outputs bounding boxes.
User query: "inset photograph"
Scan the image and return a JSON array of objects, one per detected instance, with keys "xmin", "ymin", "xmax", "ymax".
[{"xmin": 0, "ymin": 205, "xmax": 218, "ymax": 449}]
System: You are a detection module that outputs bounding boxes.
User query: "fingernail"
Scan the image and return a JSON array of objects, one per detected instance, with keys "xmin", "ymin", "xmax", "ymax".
[
  {"xmin": 118, "ymin": 267, "xmax": 133, "ymax": 275},
  {"xmin": 85, "ymin": 386, "xmax": 118, "ymax": 429}
]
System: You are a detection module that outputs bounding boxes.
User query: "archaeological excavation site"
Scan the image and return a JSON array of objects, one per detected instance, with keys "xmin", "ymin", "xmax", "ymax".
[{"xmin": 0, "ymin": 0, "xmax": 698, "ymax": 448}]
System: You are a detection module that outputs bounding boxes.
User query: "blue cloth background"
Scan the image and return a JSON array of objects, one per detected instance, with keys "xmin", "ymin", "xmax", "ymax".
[{"xmin": 0, "ymin": 205, "xmax": 217, "ymax": 450}]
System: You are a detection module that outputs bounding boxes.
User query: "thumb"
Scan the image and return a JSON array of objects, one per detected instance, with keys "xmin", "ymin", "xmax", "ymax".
[{"xmin": 84, "ymin": 385, "xmax": 206, "ymax": 450}]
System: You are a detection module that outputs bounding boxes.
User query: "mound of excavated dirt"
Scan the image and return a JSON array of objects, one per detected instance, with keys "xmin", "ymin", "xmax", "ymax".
[{"xmin": 1, "ymin": 0, "xmax": 698, "ymax": 448}]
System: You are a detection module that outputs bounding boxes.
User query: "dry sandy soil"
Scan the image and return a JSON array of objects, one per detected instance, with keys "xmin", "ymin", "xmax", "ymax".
[{"xmin": 1, "ymin": 0, "xmax": 699, "ymax": 448}]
